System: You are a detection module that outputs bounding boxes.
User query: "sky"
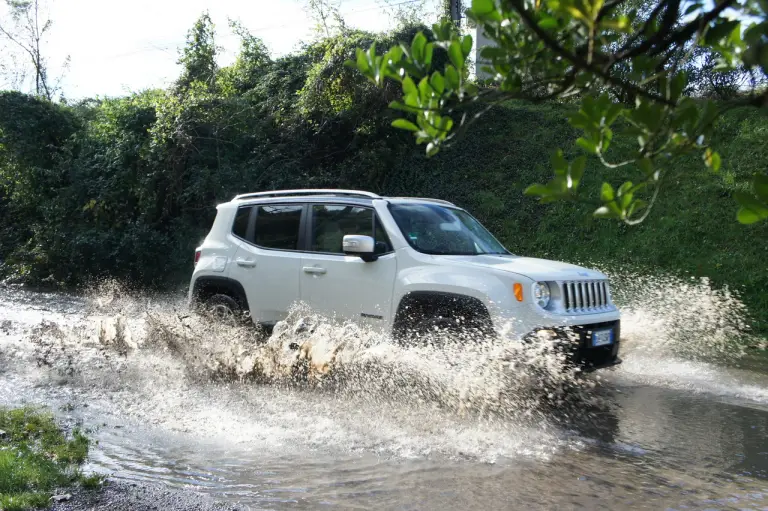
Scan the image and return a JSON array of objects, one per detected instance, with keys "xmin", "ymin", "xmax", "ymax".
[{"xmin": 1, "ymin": 0, "xmax": 439, "ymax": 99}]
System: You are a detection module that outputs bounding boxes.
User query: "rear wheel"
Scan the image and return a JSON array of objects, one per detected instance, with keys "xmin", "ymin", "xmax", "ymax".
[{"xmin": 203, "ymin": 293, "xmax": 245, "ymax": 325}]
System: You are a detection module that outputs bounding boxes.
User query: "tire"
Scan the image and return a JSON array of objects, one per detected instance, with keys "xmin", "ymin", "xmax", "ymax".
[
  {"xmin": 393, "ymin": 294, "xmax": 494, "ymax": 346},
  {"xmin": 203, "ymin": 293, "xmax": 245, "ymax": 325},
  {"xmin": 409, "ymin": 314, "xmax": 476, "ymax": 346}
]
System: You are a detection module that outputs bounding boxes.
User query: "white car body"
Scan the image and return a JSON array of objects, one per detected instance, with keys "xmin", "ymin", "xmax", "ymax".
[{"xmin": 188, "ymin": 190, "xmax": 621, "ymax": 370}]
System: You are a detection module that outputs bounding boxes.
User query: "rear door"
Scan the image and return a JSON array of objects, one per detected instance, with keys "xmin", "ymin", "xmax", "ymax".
[
  {"xmin": 299, "ymin": 203, "xmax": 397, "ymax": 330},
  {"xmin": 228, "ymin": 203, "xmax": 305, "ymax": 324}
]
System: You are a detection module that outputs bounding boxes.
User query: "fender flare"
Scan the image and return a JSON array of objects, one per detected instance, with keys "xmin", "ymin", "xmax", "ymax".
[
  {"xmin": 190, "ymin": 276, "xmax": 250, "ymax": 311},
  {"xmin": 392, "ymin": 291, "xmax": 493, "ymax": 336}
]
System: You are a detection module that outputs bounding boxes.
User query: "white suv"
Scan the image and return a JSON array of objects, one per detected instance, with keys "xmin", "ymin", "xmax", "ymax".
[{"xmin": 188, "ymin": 189, "xmax": 621, "ymax": 371}]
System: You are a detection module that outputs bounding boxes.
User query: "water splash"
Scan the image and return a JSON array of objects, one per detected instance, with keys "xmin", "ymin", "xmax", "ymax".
[
  {"xmin": 582, "ymin": 267, "xmax": 759, "ymax": 362},
  {"xmin": 127, "ymin": 300, "xmax": 601, "ymax": 425}
]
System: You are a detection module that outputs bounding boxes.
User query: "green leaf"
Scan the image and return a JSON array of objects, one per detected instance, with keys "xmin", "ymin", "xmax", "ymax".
[
  {"xmin": 418, "ymin": 76, "xmax": 434, "ymax": 99},
  {"xmin": 445, "ymin": 65, "xmax": 460, "ymax": 90},
  {"xmin": 402, "ymin": 76, "xmax": 417, "ymax": 96},
  {"xmin": 524, "ymin": 183, "xmax": 550, "ymax": 197},
  {"xmin": 684, "ymin": 2, "xmax": 703, "ymax": 15},
  {"xmin": 480, "ymin": 46, "xmax": 509, "ymax": 60},
  {"xmin": 538, "ymin": 16, "xmax": 559, "ymax": 29},
  {"xmin": 426, "ymin": 142, "xmax": 440, "ymax": 157},
  {"xmin": 551, "ymin": 149, "xmax": 567, "ymax": 173},
  {"xmin": 392, "ymin": 119, "xmax": 420, "ymax": 132},
  {"xmin": 471, "ymin": 0, "xmax": 495, "ymax": 15},
  {"xmin": 438, "ymin": 116, "xmax": 454, "ymax": 133},
  {"xmin": 430, "ymin": 72, "xmax": 445, "ymax": 93},
  {"xmin": 355, "ymin": 48, "xmax": 370, "ymax": 73},
  {"xmin": 389, "ymin": 100, "xmax": 422, "ymax": 114},
  {"xmin": 567, "ymin": 111, "xmax": 591, "ymax": 129},
  {"xmin": 734, "ymin": 191, "xmax": 768, "ymax": 224},
  {"xmin": 576, "ymin": 137, "xmax": 598, "ymax": 154},
  {"xmin": 704, "ymin": 19, "xmax": 740, "ymax": 46},
  {"xmin": 461, "ymin": 35, "xmax": 473, "ymax": 57},
  {"xmin": 448, "ymin": 41, "xmax": 465, "ymax": 70},
  {"xmin": 424, "ymin": 43, "xmax": 434, "ymax": 68},
  {"xmin": 593, "ymin": 206, "xmax": 616, "ymax": 218},
  {"xmin": 412, "ymin": 32, "xmax": 427, "ymax": 62},
  {"xmin": 620, "ymin": 192, "xmax": 633, "ymax": 210},
  {"xmin": 601, "ymin": 182, "xmax": 615, "ymax": 202},
  {"xmin": 581, "ymin": 95, "xmax": 597, "ymax": 121},
  {"xmin": 618, "ymin": 181, "xmax": 633, "ymax": 196},
  {"xmin": 627, "ymin": 199, "xmax": 647, "ymax": 218},
  {"xmin": 637, "ymin": 157, "xmax": 653, "ymax": 176},
  {"xmin": 569, "ymin": 156, "xmax": 586, "ymax": 189},
  {"xmin": 670, "ymin": 72, "xmax": 686, "ymax": 101},
  {"xmin": 703, "ymin": 148, "xmax": 721, "ymax": 172}
]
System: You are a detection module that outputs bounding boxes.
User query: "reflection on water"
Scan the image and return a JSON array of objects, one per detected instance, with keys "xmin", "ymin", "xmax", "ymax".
[{"xmin": 1, "ymin": 277, "xmax": 768, "ymax": 510}]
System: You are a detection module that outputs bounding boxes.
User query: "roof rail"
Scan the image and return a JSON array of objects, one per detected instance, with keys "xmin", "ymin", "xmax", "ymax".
[
  {"xmin": 233, "ymin": 189, "xmax": 381, "ymax": 201},
  {"xmin": 387, "ymin": 197, "xmax": 456, "ymax": 206}
]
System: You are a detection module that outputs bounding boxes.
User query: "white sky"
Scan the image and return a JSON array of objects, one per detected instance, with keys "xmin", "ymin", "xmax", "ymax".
[{"xmin": 1, "ymin": 0, "xmax": 439, "ymax": 99}]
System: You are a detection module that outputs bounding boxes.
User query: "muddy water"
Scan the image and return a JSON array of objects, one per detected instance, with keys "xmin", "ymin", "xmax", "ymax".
[{"xmin": 1, "ymin": 278, "xmax": 768, "ymax": 510}]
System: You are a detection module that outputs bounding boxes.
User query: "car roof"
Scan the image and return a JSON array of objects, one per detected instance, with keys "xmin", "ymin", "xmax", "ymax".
[{"xmin": 226, "ymin": 189, "xmax": 457, "ymax": 208}]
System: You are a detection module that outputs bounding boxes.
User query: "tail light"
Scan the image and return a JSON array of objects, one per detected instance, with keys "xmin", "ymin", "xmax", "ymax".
[{"xmin": 194, "ymin": 249, "xmax": 201, "ymax": 266}]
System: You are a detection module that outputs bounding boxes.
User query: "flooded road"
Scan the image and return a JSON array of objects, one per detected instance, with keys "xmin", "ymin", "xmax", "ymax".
[{"xmin": 1, "ymin": 279, "xmax": 768, "ymax": 510}]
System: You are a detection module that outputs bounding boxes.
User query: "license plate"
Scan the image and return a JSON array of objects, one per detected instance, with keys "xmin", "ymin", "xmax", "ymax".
[{"xmin": 592, "ymin": 328, "xmax": 614, "ymax": 347}]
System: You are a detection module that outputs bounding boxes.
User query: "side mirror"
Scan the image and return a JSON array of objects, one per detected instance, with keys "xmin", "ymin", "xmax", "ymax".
[{"xmin": 342, "ymin": 235, "xmax": 377, "ymax": 262}]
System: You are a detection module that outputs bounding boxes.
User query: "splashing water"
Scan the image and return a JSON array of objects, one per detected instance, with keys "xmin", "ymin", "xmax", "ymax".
[
  {"xmin": 61, "ymin": 284, "xmax": 603, "ymax": 426},
  {"xmin": 575, "ymin": 266, "xmax": 759, "ymax": 362}
]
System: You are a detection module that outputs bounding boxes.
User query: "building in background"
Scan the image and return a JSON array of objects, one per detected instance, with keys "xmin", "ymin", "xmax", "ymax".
[{"xmin": 473, "ymin": 24, "xmax": 494, "ymax": 81}]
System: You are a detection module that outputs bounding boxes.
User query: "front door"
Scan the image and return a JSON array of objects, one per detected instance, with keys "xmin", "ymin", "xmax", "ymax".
[
  {"xmin": 228, "ymin": 203, "xmax": 304, "ymax": 325},
  {"xmin": 300, "ymin": 203, "xmax": 397, "ymax": 330}
]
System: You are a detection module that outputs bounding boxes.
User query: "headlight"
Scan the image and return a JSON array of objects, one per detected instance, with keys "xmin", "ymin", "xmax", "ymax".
[{"xmin": 532, "ymin": 282, "xmax": 551, "ymax": 308}]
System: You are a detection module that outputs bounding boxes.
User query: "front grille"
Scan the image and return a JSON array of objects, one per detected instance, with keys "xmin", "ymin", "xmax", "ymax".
[{"xmin": 561, "ymin": 280, "xmax": 611, "ymax": 313}]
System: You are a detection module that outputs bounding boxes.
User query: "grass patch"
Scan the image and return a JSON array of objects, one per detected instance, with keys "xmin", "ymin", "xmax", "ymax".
[{"xmin": 0, "ymin": 406, "xmax": 100, "ymax": 511}]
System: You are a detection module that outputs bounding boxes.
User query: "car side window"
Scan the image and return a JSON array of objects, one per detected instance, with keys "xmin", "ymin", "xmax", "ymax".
[
  {"xmin": 311, "ymin": 205, "xmax": 392, "ymax": 255},
  {"xmin": 254, "ymin": 204, "xmax": 303, "ymax": 250},
  {"xmin": 232, "ymin": 206, "xmax": 252, "ymax": 239}
]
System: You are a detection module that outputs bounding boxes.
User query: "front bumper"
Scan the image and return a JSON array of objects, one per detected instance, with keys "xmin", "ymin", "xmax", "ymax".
[{"xmin": 527, "ymin": 320, "xmax": 622, "ymax": 372}]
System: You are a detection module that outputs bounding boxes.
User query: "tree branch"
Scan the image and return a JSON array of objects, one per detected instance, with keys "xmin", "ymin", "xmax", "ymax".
[
  {"xmin": 616, "ymin": 0, "xmax": 735, "ymax": 61},
  {"xmin": 512, "ymin": 4, "xmax": 677, "ymax": 106}
]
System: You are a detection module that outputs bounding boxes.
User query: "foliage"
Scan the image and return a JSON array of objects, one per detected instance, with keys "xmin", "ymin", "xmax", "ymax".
[
  {"xmin": 0, "ymin": 406, "xmax": 95, "ymax": 510},
  {"xmin": 176, "ymin": 12, "xmax": 218, "ymax": 92},
  {"xmin": 219, "ymin": 20, "xmax": 272, "ymax": 95},
  {"xmin": 348, "ymin": 0, "xmax": 768, "ymax": 225},
  {"xmin": 0, "ymin": 20, "xmax": 430, "ymax": 287}
]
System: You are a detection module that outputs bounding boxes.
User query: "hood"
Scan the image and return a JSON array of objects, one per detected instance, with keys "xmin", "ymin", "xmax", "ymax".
[{"xmin": 437, "ymin": 255, "xmax": 606, "ymax": 281}]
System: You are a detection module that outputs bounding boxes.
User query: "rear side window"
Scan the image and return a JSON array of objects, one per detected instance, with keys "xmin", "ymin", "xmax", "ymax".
[
  {"xmin": 232, "ymin": 206, "xmax": 251, "ymax": 239},
  {"xmin": 254, "ymin": 205, "xmax": 303, "ymax": 250}
]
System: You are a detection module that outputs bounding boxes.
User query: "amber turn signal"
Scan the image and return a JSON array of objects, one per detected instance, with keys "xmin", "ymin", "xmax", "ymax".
[{"xmin": 513, "ymin": 283, "xmax": 523, "ymax": 301}]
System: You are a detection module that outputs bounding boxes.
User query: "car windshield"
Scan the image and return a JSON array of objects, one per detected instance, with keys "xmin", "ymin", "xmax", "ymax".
[{"xmin": 388, "ymin": 203, "xmax": 510, "ymax": 255}]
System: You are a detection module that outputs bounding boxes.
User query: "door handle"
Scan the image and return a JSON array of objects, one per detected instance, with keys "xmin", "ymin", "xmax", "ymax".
[
  {"xmin": 236, "ymin": 258, "xmax": 257, "ymax": 268},
  {"xmin": 303, "ymin": 266, "xmax": 327, "ymax": 275}
]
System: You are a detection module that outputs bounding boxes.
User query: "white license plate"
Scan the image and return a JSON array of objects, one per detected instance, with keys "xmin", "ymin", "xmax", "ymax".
[{"xmin": 592, "ymin": 329, "xmax": 614, "ymax": 347}]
